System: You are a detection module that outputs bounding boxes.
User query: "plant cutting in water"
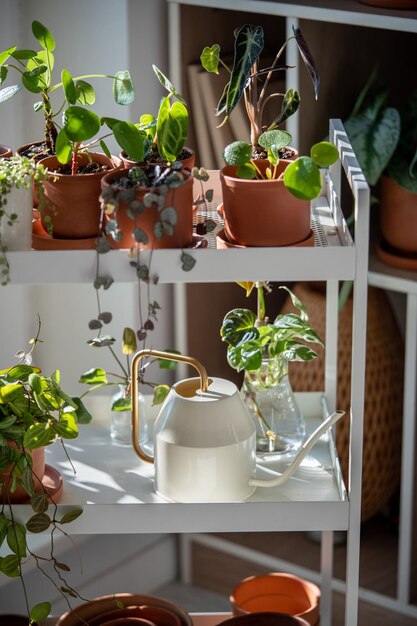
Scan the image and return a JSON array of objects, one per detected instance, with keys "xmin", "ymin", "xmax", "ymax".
[{"xmin": 220, "ymin": 282, "xmax": 323, "ymax": 454}]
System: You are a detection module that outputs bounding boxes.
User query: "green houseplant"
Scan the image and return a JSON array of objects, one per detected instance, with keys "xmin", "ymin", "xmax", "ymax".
[
  {"xmin": 344, "ymin": 71, "xmax": 417, "ymax": 261},
  {"xmin": 201, "ymin": 23, "xmax": 338, "ymax": 247},
  {"xmin": 0, "ymin": 20, "xmax": 134, "ymax": 158},
  {"xmin": 220, "ymin": 282, "xmax": 323, "ymax": 459},
  {"xmin": 0, "ymin": 320, "xmax": 92, "ymax": 623},
  {"xmin": 0, "ymin": 155, "xmax": 47, "ymax": 285}
]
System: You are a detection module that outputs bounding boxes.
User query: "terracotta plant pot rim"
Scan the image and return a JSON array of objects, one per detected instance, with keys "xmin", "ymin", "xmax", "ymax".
[
  {"xmin": 40, "ymin": 153, "xmax": 118, "ymax": 178},
  {"xmin": 102, "ymin": 165, "xmax": 192, "ymax": 189},
  {"xmin": 221, "ymin": 159, "xmax": 292, "ymax": 186}
]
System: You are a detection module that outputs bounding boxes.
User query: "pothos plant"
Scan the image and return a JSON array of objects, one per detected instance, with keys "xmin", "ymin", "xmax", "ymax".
[
  {"xmin": 0, "ymin": 318, "xmax": 92, "ymax": 623},
  {"xmin": 200, "ymin": 23, "xmax": 319, "ymax": 152},
  {"xmin": 0, "ymin": 156, "xmax": 48, "ymax": 285},
  {"xmin": 104, "ymin": 65, "xmax": 190, "ymax": 166},
  {"xmin": 0, "ymin": 19, "xmax": 134, "ymax": 157},
  {"xmin": 220, "ymin": 282, "xmax": 323, "ymax": 374}
]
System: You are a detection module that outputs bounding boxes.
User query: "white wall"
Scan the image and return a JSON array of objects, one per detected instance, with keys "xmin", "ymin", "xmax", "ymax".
[{"xmin": 0, "ymin": 0, "xmax": 175, "ymax": 395}]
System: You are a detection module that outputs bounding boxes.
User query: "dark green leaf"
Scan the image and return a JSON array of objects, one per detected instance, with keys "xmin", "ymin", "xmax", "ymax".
[
  {"xmin": 26, "ymin": 513, "xmax": 51, "ymax": 533},
  {"xmin": 158, "ymin": 350, "xmax": 180, "ymax": 370},
  {"xmin": 71, "ymin": 397, "xmax": 93, "ymax": 424},
  {"xmin": 59, "ymin": 508, "xmax": 83, "ymax": 525},
  {"xmin": 7, "ymin": 522, "xmax": 26, "ymax": 557},
  {"xmin": 268, "ymin": 88, "xmax": 300, "ymax": 129},
  {"xmin": 236, "ymin": 163, "xmax": 256, "ymax": 179},
  {"xmin": 113, "ymin": 69, "xmax": 135, "ymax": 105},
  {"xmin": 0, "ymin": 554, "xmax": 20, "ymax": 577},
  {"xmin": 220, "ymin": 308, "xmax": 258, "ymax": 346},
  {"xmin": 100, "ymin": 139, "xmax": 111, "ymax": 159},
  {"xmin": 134, "ymin": 227, "xmax": 148, "ymax": 244},
  {"xmin": 23, "ymin": 423, "xmax": 56, "ymax": 450},
  {"xmin": 223, "ymin": 24, "xmax": 264, "ymax": 121},
  {"xmin": 10, "ymin": 49, "xmax": 38, "ymax": 60},
  {"xmin": 22, "ymin": 71, "xmax": 43, "ymax": 94},
  {"xmin": 259, "ymin": 129, "xmax": 292, "ymax": 151},
  {"xmin": 5, "ymin": 364, "xmax": 40, "ymax": 381},
  {"xmin": 30, "ymin": 493, "xmax": 49, "ymax": 514},
  {"xmin": 32, "ymin": 21, "xmax": 55, "ymax": 51},
  {"xmin": 293, "ymin": 26, "xmax": 319, "ymax": 99},
  {"xmin": 223, "ymin": 141, "xmax": 251, "ymax": 167},
  {"xmin": 0, "ymin": 514, "xmax": 8, "ymax": 547},
  {"xmin": 54, "ymin": 413, "xmax": 78, "ymax": 439},
  {"xmin": 55, "ymin": 128, "xmax": 72, "ymax": 165},
  {"xmin": 111, "ymin": 396, "xmax": 131, "ymax": 412},
  {"xmin": 0, "ymin": 46, "xmax": 16, "ymax": 66},
  {"xmin": 0, "ymin": 65, "xmax": 8, "ymax": 84}
]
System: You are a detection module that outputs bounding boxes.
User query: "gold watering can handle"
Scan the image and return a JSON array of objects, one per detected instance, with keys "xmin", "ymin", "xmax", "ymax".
[{"xmin": 131, "ymin": 349, "xmax": 209, "ymax": 464}]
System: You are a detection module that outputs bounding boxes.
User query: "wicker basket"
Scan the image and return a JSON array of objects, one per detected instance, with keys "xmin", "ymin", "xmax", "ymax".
[{"xmin": 281, "ymin": 283, "xmax": 404, "ymax": 522}]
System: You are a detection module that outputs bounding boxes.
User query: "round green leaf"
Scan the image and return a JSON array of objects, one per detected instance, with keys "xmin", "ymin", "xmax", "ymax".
[
  {"xmin": 236, "ymin": 163, "xmax": 256, "ymax": 179},
  {"xmin": 223, "ymin": 141, "xmax": 252, "ymax": 166},
  {"xmin": 153, "ymin": 384, "xmax": 170, "ymax": 405},
  {"xmin": 259, "ymin": 129, "xmax": 292, "ymax": 151},
  {"xmin": 113, "ymin": 69, "xmax": 135, "ymax": 105},
  {"xmin": 63, "ymin": 106, "xmax": 100, "ymax": 142},
  {"xmin": 32, "ymin": 21, "xmax": 55, "ymax": 51},
  {"xmin": 283, "ymin": 156, "xmax": 322, "ymax": 201},
  {"xmin": 22, "ymin": 70, "xmax": 43, "ymax": 94},
  {"xmin": 310, "ymin": 141, "xmax": 339, "ymax": 167},
  {"xmin": 30, "ymin": 602, "xmax": 52, "ymax": 623}
]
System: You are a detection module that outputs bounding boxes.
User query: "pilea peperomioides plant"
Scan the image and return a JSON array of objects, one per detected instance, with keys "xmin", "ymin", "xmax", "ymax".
[{"xmin": 0, "ymin": 20, "xmax": 135, "ymax": 157}]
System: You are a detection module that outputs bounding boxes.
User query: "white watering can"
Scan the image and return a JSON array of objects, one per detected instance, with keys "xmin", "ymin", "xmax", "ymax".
[{"xmin": 131, "ymin": 349, "xmax": 344, "ymax": 503}]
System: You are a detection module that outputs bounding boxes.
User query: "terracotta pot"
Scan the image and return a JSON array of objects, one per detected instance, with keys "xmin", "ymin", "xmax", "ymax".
[
  {"xmin": 0, "ymin": 145, "xmax": 13, "ymax": 158},
  {"xmin": 379, "ymin": 175, "xmax": 417, "ymax": 255},
  {"xmin": 101, "ymin": 166, "xmax": 194, "ymax": 249},
  {"xmin": 230, "ymin": 573, "xmax": 320, "ymax": 626},
  {"xmin": 359, "ymin": 0, "xmax": 417, "ymax": 7},
  {"xmin": 120, "ymin": 147, "xmax": 195, "ymax": 171},
  {"xmin": 89, "ymin": 605, "xmax": 181, "ymax": 626},
  {"xmin": 0, "ymin": 445, "xmax": 45, "ymax": 503},
  {"xmin": 40, "ymin": 153, "xmax": 117, "ymax": 239},
  {"xmin": 17, "ymin": 140, "xmax": 52, "ymax": 162},
  {"xmin": 56, "ymin": 593, "xmax": 193, "ymax": 626},
  {"xmin": 220, "ymin": 613, "xmax": 310, "ymax": 626},
  {"xmin": 220, "ymin": 161, "xmax": 311, "ymax": 247},
  {"xmin": 102, "ymin": 620, "xmax": 155, "ymax": 626}
]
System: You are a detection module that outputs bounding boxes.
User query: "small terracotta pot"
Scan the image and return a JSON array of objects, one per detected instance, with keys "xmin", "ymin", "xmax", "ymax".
[
  {"xmin": 379, "ymin": 175, "xmax": 417, "ymax": 255},
  {"xmin": 220, "ymin": 613, "xmax": 310, "ymax": 626},
  {"xmin": 220, "ymin": 161, "xmax": 311, "ymax": 247},
  {"xmin": 56, "ymin": 593, "xmax": 192, "ymax": 626},
  {"xmin": 40, "ymin": 153, "xmax": 118, "ymax": 239},
  {"xmin": 0, "ymin": 445, "xmax": 45, "ymax": 503},
  {"xmin": 120, "ymin": 147, "xmax": 195, "ymax": 171},
  {"xmin": 0, "ymin": 145, "xmax": 13, "ymax": 158},
  {"xmin": 101, "ymin": 166, "xmax": 194, "ymax": 249},
  {"xmin": 230, "ymin": 573, "xmax": 320, "ymax": 626},
  {"xmin": 89, "ymin": 605, "xmax": 181, "ymax": 626},
  {"xmin": 102, "ymin": 620, "xmax": 155, "ymax": 626}
]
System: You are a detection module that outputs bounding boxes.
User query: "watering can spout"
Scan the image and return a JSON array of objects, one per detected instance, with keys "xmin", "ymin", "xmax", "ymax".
[{"xmin": 249, "ymin": 410, "xmax": 345, "ymax": 488}]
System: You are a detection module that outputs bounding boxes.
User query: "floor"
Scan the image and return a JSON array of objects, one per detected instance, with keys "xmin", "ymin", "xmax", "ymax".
[{"xmin": 154, "ymin": 507, "xmax": 417, "ymax": 626}]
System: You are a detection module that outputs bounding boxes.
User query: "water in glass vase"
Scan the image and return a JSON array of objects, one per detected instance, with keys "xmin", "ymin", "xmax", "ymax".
[
  {"xmin": 111, "ymin": 384, "xmax": 148, "ymax": 447},
  {"xmin": 242, "ymin": 356, "xmax": 305, "ymax": 461}
]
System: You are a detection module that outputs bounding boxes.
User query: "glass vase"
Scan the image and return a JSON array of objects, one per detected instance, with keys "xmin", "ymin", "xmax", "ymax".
[
  {"xmin": 110, "ymin": 384, "xmax": 148, "ymax": 447},
  {"xmin": 242, "ymin": 356, "xmax": 306, "ymax": 461}
]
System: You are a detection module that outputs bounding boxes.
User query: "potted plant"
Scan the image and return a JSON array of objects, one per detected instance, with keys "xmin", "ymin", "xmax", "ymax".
[
  {"xmin": 200, "ymin": 24, "xmax": 338, "ymax": 246},
  {"xmin": 0, "ymin": 319, "xmax": 92, "ymax": 623},
  {"xmin": 0, "ymin": 20, "xmax": 134, "ymax": 159},
  {"xmin": 220, "ymin": 282, "xmax": 323, "ymax": 459},
  {"xmin": 112, "ymin": 65, "xmax": 194, "ymax": 170},
  {"xmin": 344, "ymin": 71, "xmax": 417, "ymax": 266},
  {"xmin": 0, "ymin": 155, "xmax": 47, "ymax": 284},
  {"xmin": 0, "ymin": 146, "xmax": 12, "ymax": 158}
]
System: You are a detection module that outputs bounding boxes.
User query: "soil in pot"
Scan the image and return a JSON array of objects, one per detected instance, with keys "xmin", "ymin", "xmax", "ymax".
[
  {"xmin": 40, "ymin": 152, "xmax": 117, "ymax": 239},
  {"xmin": 220, "ymin": 160, "xmax": 311, "ymax": 247},
  {"xmin": 120, "ymin": 145, "xmax": 195, "ymax": 170},
  {"xmin": 101, "ymin": 164, "xmax": 194, "ymax": 250},
  {"xmin": 17, "ymin": 141, "xmax": 54, "ymax": 162}
]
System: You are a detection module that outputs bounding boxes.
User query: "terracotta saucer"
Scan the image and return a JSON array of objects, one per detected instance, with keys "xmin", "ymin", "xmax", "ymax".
[
  {"xmin": 32, "ymin": 218, "xmax": 97, "ymax": 250},
  {"xmin": 12, "ymin": 464, "xmax": 64, "ymax": 504},
  {"xmin": 216, "ymin": 228, "xmax": 315, "ymax": 249},
  {"xmin": 376, "ymin": 239, "xmax": 417, "ymax": 272}
]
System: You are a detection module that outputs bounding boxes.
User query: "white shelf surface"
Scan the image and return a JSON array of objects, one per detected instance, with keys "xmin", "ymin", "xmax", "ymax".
[
  {"xmin": 167, "ymin": 0, "xmax": 417, "ymax": 32},
  {"xmin": 8, "ymin": 171, "xmax": 355, "ymax": 285},
  {"xmin": 12, "ymin": 392, "xmax": 349, "ymax": 535}
]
